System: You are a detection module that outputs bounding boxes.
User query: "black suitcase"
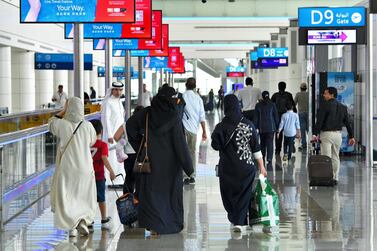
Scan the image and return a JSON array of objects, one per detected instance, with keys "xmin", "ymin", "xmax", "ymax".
[{"xmin": 308, "ymin": 141, "xmax": 334, "ymax": 186}]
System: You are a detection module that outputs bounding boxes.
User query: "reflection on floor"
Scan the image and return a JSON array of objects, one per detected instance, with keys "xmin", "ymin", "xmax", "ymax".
[{"xmin": 1, "ymin": 110, "xmax": 377, "ymax": 250}]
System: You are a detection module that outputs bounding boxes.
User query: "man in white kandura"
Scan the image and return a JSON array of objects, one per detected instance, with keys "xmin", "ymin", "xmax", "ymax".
[{"xmin": 101, "ymin": 82, "xmax": 126, "ymax": 186}]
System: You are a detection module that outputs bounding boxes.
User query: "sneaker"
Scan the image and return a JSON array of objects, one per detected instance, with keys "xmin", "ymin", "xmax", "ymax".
[
  {"xmin": 283, "ymin": 155, "xmax": 288, "ymax": 161},
  {"xmin": 189, "ymin": 177, "xmax": 195, "ymax": 184},
  {"xmin": 333, "ymin": 179, "xmax": 338, "ymax": 186},
  {"xmin": 183, "ymin": 178, "xmax": 191, "ymax": 185},
  {"xmin": 69, "ymin": 229, "xmax": 78, "ymax": 237},
  {"xmin": 101, "ymin": 217, "xmax": 112, "ymax": 229},
  {"xmin": 77, "ymin": 220, "xmax": 89, "ymax": 236},
  {"xmin": 232, "ymin": 225, "xmax": 243, "ymax": 232}
]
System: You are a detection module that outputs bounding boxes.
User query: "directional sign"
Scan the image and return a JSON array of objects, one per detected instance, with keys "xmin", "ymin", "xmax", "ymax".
[
  {"xmin": 257, "ymin": 48, "xmax": 288, "ymax": 58},
  {"xmin": 307, "ymin": 30, "xmax": 357, "ymax": 44},
  {"xmin": 258, "ymin": 58, "xmax": 288, "ymax": 67},
  {"xmin": 226, "ymin": 66, "xmax": 246, "ymax": 73},
  {"xmin": 97, "ymin": 66, "xmax": 134, "ymax": 77},
  {"xmin": 35, "ymin": 53, "xmax": 92, "ymax": 70},
  {"xmin": 21, "ymin": 0, "xmax": 135, "ymax": 23},
  {"xmin": 298, "ymin": 7, "xmax": 366, "ymax": 27}
]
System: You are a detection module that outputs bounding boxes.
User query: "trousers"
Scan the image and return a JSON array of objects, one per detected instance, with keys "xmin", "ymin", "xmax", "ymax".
[{"xmin": 320, "ymin": 131, "xmax": 342, "ymax": 180}]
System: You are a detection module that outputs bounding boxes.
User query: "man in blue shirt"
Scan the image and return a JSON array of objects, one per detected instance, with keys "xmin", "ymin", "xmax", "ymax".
[{"xmin": 278, "ymin": 101, "xmax": 301, "ymax": 161}]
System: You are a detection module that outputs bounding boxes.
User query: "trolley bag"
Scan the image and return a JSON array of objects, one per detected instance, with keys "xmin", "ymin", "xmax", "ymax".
[
  {"xmin": 308, "ymin": 141, "xmax": 334, "ymax": 186},
  {"xmin": 249, "ymin": 175, "xmax": 279, "ymax": 227},
  {"xmin": 112, "ymin": 174, "xmax": 139, "ymax": 226}
]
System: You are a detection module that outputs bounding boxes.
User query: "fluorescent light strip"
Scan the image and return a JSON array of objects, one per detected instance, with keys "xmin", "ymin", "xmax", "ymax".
[
  {"xmin": 163, "ymin": 17, "xmax": 292, "ymax": 21},
  {"xmin": 169, "ymin": 43, "xmax": 259, "ymax": 47}
]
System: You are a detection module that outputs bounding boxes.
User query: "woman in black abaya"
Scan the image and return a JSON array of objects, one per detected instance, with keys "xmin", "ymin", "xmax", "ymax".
[{"xmin": 211, "ymin": 94, "xmax": 267, "ymax": 232}]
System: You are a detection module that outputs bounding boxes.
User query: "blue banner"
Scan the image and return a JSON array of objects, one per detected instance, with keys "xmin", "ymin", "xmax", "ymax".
[
  {"xmin": 93, "ymin": 39, "xmax": 139, "ymax": 50},
  {"xmin": 144, "ymin": 57, "xmax": 168, "ymax": 68},
  {"xmin": 257, "ymin": 48, "xmax": 288, "ymax": 58},
  {"xmin": 98, "ymin": 66, "xmax": 134, "ymax": 77},
  {"xmin": 65, "ymin": 23, "xmax": 124, "ymax": 39},
  {"xmin": 327, "ymin": 72, "xmax": 355, "ymax": 153},
  {"xmin": 21, "ymin": 0, "xmax": 135, "ymax": 23},
  {"xmin": 298, "ymin": 7, "xmax": 366, "ymax": 27},
  {"xmin": 226, "ymin": 66, "xmax": 246, "ymax": 73},
  {"xmin": 35, "ymin": 53, "xmax": 92, "ymax": 70}
]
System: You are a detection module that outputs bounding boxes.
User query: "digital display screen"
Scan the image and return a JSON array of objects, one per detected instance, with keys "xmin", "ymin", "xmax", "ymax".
[
  {"xmin": 227, "ymin": 72, "xmax": 245, "ymax": 77},
  {"xmin": 307, "ymin": 29, "xmax": 357, "ymax": 44},
  {"xmin": 21, "ymin": 0, "xmax": 135, "ymax": 23},
  {"xmin": 144, "ymin": 57, "xmax": 168, "ymax": 68},
  {"xmin": 259, "ymin": 58, "xmax": 288, "ymax": 68},
  {"xmin": 168, "ymin": 47, "xmax": 181, "ymax": 68},
  {"xmin": 257, "ymin": 48, "xmax": 288, "ymax": 58},
  {"xmin": 138, "ymin": 10, "xmax": 162, "ymax": 50},
  {"xmin": 93, "ymin": 39, "xmax": 139, "ymax": 50},
  {"xmin": 112, "ymin": 50, "xmax": 150, "ymax": 57},
  {"xmin": 149, "ymin": 24, "xmax": 169, "ymax": 57}
]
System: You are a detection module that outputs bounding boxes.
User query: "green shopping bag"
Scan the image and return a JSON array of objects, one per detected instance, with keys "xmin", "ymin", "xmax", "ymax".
[{"xmin": 250, "ymin": 175, "xmax": 280, "ymax": 227}]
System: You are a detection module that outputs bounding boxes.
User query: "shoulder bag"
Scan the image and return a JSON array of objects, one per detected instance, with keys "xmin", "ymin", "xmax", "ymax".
[
  {"xmin": 133, "ymin": 114, "xmax": 152, "ymax": 174},
  {"xmin": 58, "ymin": 121, "xmax": 83, "ymax": 163}
]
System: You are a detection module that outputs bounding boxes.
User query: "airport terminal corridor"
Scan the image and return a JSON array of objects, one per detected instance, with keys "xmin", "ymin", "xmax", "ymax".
[{"xmin": 1, "ymin": 112, "xmax": 376, "ymax": 251}]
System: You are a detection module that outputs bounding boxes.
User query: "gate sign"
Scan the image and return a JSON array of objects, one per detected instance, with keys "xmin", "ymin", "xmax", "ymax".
[
  {"xmin": 35, "ymin": 53, "xmax": 92, "ymax": 70},
  {"xmin": 21, "ymin": 0, "xmax": 135, "ymax": 23},
  {"xmin": 298, "ymin": 7, "xmax": 366, "ymax": 27},
  {"xmin": 257, "ymin": 48, "xmax": 288, "ymax": 58},
  {"xmin": 226, "ymin": 66, "xmax": 246, "ymax": 73}
]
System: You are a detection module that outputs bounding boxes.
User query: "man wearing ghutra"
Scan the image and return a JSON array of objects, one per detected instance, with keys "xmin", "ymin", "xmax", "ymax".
[{"xmin": 101, "ymin": 82, "xmax": 126, "ymax": 186}]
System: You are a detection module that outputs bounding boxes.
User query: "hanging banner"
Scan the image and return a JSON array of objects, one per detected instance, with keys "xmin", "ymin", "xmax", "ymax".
[
  {"xmin": 21, "ymin": 0, "xmax": 135, "ymax": 23},
  {"xmin": 93, "ymin": 39, "xmax": 139, "ymax": 50},
  {"xmin": 149, "ymin": 24, "xmax": 169, "ymax": 57},
  {"xmin": 35, "ymin": 53, "xmax": 92, "ymax": 70},
  {"xmin": 138, "ymin": 10, "xmax": 162, "ymax": 50}
]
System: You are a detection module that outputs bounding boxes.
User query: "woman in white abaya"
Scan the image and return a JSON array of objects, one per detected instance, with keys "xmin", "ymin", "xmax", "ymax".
[{"xmin": 48, "ymin": 97, "xmax": 97, "ymax": 237}]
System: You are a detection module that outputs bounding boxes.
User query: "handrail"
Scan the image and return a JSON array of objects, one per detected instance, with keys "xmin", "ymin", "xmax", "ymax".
[
  {"xmin": 0, "ymin": 108, "xmax": 62, "ymax": 121},
  {"xmin": 0, "ymin": 112, "xmax": 100, "ymax": 146}
]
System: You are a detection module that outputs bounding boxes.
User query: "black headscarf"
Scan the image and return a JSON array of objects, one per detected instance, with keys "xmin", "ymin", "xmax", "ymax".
[
  {"xmin": 223, "ymin": 94, "xmax": 243, "ymax": 125},
  {"xmin": 150, "ymin": 86, "xmax": 179, "ymax": 133}
]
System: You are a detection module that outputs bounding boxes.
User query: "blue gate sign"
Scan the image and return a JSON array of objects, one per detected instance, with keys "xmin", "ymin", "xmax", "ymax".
[
  {"xmin": 257, "ymin": 48, "xmax": 288, "ymax": 58},
  {"xmin": 298, "ymin": 7, "xmax": 366, "ymax": 27},
  {"xmin": 250, "ymin": 52, "xmax": 258, "ymax": 61},
  {"xmin": 35, "ymin": 53, "xmax": 92, "ymax": 70},
  {"xmin": 226, "ymin": 66, "xmax": 246, "ymax": 73}
]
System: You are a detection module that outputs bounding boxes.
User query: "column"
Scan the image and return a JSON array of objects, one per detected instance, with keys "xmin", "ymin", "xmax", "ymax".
[
  {"xmin": 0, "ymin": 47, "xmax": 12, "ymax": 113},
  {"xmin": 35, "ymin": 70, "xmax": 54, "ymax": 109},
  {"xmin": 54, "ymin": 70, "xmax": 68, "ymax": 96},
  {"xmin": 84, "ymin": 70, "xmax": 90, "ymax": 94},
  {"xmin": 68, "ymin": 71, "xmax": 74, "ymax": 98},
  {"xmin": 98, "ymin": 77, "xmax": 105, "ymax": 98},
  {"xmin": 11, "ymin": 50, "xmax": 35, "ymax": 112},
  {"xmin": 90, "ymin": 66, "xmax": 99, "ymax": 98}
]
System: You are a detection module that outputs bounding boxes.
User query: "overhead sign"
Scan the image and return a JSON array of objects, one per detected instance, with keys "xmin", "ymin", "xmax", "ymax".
[
  {"xmin": 144, "ymin": 57, "xmax": 168, "ymax": 68},
  {"xmin": 250, "ymin": 52, "xmax": 258, "ymax": 61},
  {"xmin": 112, "ymin": 50, "xmax": 150, "ymax": 57},
  {"xmin": 138, "ymin": 11, "xmax": 162, "ymax": 50},
  {"xmin": 226, "ymin": 66, "xmax": 246, "ymax": 73},
  {"xmin": 35, "ymin": 53, "xmax": 92, "ymax": 70},
  {"xmin": 149, "ymin": 24, "xmax": 169, "ymax": 57},
  {"xmin": 121, "ymin": 0, "xmax": 152, "ymax": 38},
  {"xmin": 307, "ymin": 30, "xmax": 357, "ymax": 44},
  {"xmin": 259, "ymin": 58, "xmax": 288, "ymax": 68},
  {"xmin": 168, "ymin": 47, "xmax": 181, "ymax": 68},
  {"xmin": 93, "ymin": 39, "xmax": 139, "ymax": 50},
  {"xmin": 298, "ymin": 7, "xmax": 366, "ymax": 27},
  {"xmin": 97, "ymin": 66, "xmax": 134, "ymax": 77},
  {"xmin": 21, "ymin": 0, "xmax": 135, "ymax": 23},
  {"xmin": 257, "ymin": 48, "xmax": 288, "ymax": 58}
]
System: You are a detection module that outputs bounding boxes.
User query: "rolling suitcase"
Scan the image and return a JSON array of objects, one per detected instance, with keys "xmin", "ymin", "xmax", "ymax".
[{"xmin": 308, "ymin": 141, "xmax": 334, "ymax": 186}]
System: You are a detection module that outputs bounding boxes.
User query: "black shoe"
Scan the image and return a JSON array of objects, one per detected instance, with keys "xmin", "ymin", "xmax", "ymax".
[
  {"xmin": 292, "ymin": 145, "xmax": 296, "ymax": 153},
  {"xmin": 189, "ymin": 177, "xmax": 195, "ymax": 184},
  {"xmin": 333, "ymin": 179, "xmax": 338, "ymax": 185},
  {"xmin": 184, "ymin": 178, "xmax": 191, "ymax": 185}
]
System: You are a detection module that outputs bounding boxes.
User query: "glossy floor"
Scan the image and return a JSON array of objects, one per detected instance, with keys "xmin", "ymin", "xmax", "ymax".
[{"xmin": 1, "ymin": 111, "xmax": 377, "ymax": 250}]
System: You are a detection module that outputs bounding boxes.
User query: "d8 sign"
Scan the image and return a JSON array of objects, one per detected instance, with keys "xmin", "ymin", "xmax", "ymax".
[{"xmin": 298, "ymin": 7, "xmax": 366, "ymax": 27}]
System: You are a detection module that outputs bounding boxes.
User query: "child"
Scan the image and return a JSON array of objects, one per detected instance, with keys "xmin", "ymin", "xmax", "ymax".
[
  {"xmin": 90, "ymin": 119, "xmax": 116, "ymax": 229},
  {"xmin": 278, "ymin": 101, "xmax": 301, "ymax": 161}
]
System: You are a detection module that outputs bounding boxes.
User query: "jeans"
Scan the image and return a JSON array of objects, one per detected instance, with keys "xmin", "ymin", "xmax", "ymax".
[
  {"xmin": 260, "ymin": 132, "xmax": 274, "ymax": 162},
  {"xmin": 283, "ymin": 136, "xmax": 295, "ymax": 160},
  {"xmin": 299, "ymin": 112, "xmax": 308, "ymax": 146}
]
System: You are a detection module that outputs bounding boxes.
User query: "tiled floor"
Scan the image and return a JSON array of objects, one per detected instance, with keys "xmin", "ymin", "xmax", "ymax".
[{"xmin": 2, "ymin": 111, "xmax": 377, "ymax": 250}]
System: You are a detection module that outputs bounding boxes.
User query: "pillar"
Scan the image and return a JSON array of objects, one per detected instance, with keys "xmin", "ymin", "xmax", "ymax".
[
  {"xmin": 98, "ymin": 77, "xmax": 105, "ymax": 98},
  {"xmin": 90, "ymin": 66, "xmax": 99, "ymax": 98},
  {"xmin": 35, "ymin": 70, "xmax": 54, "ymax": 109},
  {"xmin": 84, "ymin": 70, "xmax": 90, "ymax": 94},
  {"xmin": 68, "ymin": 71, "xmax": 74, "ymax": 98},
  {"xmin": 0, "ymin": 47, "xmax": 12, "ymax": 113},
  {"xmin": 54, "ymin": 70, "xmax": 68, "ymax": 96},
  {"xmin": 11, "ymin": 50, "xmax": 35, "ymax": 112}
]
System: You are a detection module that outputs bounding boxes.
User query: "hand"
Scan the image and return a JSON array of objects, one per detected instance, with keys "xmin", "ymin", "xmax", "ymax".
[
  {"xmin": 108, "ymin": 138, "xmax": 114, "ymax": 144},
  {"xmin": 109, "ymin": 171, "xmax": 116, "ymax": 181},
  {"xmin": 259, "ymin": 165, "xmax": 267, "ymax": 177},
  {"xmin": 312, "ymin": 135, "xmax": 318, "ymax": 142},
  {"xmin": 202, "ymin": 132, "xmax": 207, "ymax": 141},
  {"xmin": 296, "ymin": 134, "xmax": 301, "ymax": 139},
  {"xmin": 349, "ymin": 138, "xmax": 356, "ymax": 146}
]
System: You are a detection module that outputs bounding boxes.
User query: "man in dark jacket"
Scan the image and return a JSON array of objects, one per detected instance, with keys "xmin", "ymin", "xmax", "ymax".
[
  {"xmin": 254, "ymin": 91, "xmax": 279, "ymax": 168},
  {"xmin": 312, "ymin": 87, "xmax": 355, "ymax": 185},
  {"xmin": 271, "ymin": 81, "xmax": 296, "ymax": 154}
]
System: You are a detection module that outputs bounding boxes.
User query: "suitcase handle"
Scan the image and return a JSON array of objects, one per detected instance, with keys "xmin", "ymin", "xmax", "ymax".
[{"xmin": 111, "ymin": 174, "xmax": 125, "ymax": 198}]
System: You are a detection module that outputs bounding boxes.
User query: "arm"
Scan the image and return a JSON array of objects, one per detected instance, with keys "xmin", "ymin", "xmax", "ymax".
[
  {"xmin": 278, "ymin": 114, "xmax": 285, "ymax": 134},
  {"xmin": 102, "ymin": 103, "xmax": 114, "ymax": 143},
  {"xmin": 272, "ymin": 104, "xmax": 279, "ymax": 130},
  {"xmin": 113, "ymin": 124, "xmax": 125, "ymax": 142},
  {"xmin": 313, "ymin": 102, "xmax": 327, "ymax": 137},
  {"xmin": 250, "ymin": 125, "xmax": 267, "ymax": 176},
  {"xmin": 343, "ymin": 106, "xmax": 355, "ymax": 145},
  {"xmin": 290, "ymin": 93, "xmax": 297, "ymax": 113},
  {"xmin": 102, "ymin": 156, "xmax": 116, "ymax": 180},
  {"xmin": 48, "ymin": 102, "xmax": 67, "ymax": 135},
  {"xmin": 199, "ymin": 99, "xmax": 207, "ymax": 140},
  {"xmin": 295, "ymin": 114, "xmax": 301, "ymax": 139},
  {"xmin": 211, "ymin": 124, "xmax": 224, "ymax": 151}
]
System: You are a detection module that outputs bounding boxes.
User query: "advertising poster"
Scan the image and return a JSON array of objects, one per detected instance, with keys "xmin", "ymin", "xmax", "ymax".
[
  {"xmin": 327, "ymin": 72, "xmax": 355, "ymax": 152},
  {"xmin": 307, "ymin": 30, "xmax": 357, "ymax": 44},
  {"xmin": 171, "ymin": 54, "xmax": 185, "ymax": 73},
  {"xmin": 138, "ymin": 11, "xmax": 162, "ymax": 50},
  {"xmin": 93, "ymin": 39, "xmax": 139, "ymax": 50},
  {"xmin": 149, "ymin": 24, "xmax": 169, "ymax": 57},
  {"xmin": 112, "ymin": 50, "xmax": 150, "ymax": 57},
  {"xmin": 121, "ymin": 0, "xmax": 152, "ymax": 38},
  {"xmin": 144, "ymin": 57, "xmax": 168, "ymax": 68},
  {"xmin": 21, "ymin": 0, "xmax": 135, "ymax": 23},
  {"xmin": 168, "ymin": 47, "xmax": 181, "ymax": 68}
]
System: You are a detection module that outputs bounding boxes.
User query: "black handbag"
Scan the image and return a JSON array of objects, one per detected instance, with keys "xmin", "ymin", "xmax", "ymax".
[{"xmin": 133, "ymin": 113, "xmax": 152, "ymax": 174}]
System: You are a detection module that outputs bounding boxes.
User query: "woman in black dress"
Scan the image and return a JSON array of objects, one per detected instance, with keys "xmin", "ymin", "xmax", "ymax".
[{"xmin": 211, "ymin": 94, "xmax": 267, "ymax": 233}]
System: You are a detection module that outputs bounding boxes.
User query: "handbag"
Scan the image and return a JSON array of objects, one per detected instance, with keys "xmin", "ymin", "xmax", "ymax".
[{"xmin": 133, "ymin": 113, "xmax": 152, "ymax": 174}]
